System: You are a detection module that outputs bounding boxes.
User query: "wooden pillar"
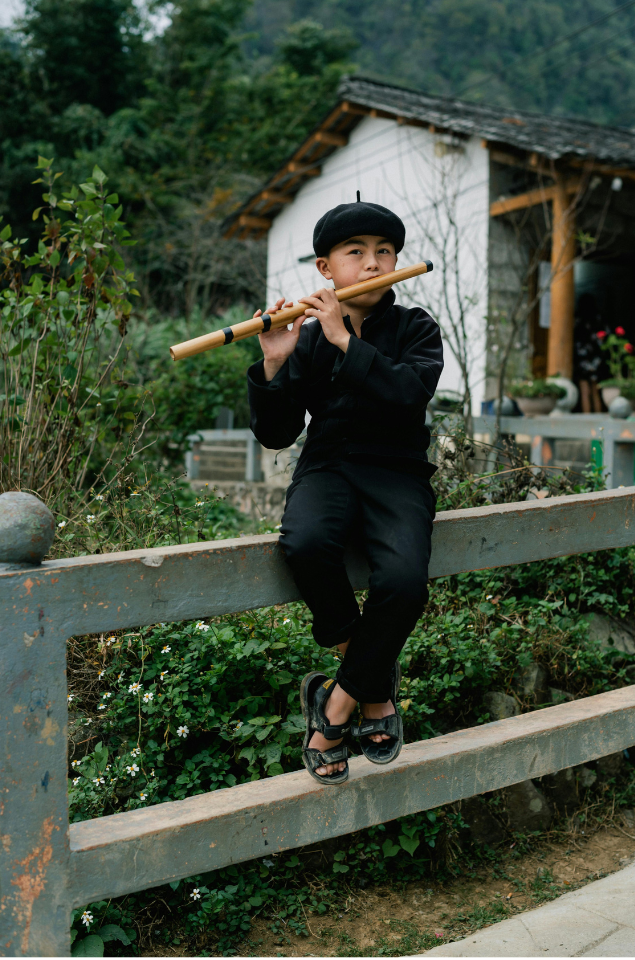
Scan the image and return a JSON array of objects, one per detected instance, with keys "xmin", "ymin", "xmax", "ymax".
[{"xmin": 547, "ymin": 177, "xmax": 576, "ymax": 378}]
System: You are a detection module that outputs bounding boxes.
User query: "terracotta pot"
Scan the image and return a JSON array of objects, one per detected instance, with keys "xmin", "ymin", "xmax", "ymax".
[
  {"xmin": 601, "ymin": 386, "xmax": 621, "ymax": 407},
  {"xmin": 514, "ymin": 396, "xmax": 557, "ymax": 416}
]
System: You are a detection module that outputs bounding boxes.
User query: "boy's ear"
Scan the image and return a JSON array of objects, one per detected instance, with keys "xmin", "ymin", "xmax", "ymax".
[{"xmin": 315, "ymin": 256, "xmax": 332, "ymax": 280}]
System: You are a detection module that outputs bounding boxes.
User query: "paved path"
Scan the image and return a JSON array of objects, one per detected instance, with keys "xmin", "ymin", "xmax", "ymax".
[{"xmin": 420, "ymin": 860, "xmax": 635, "ymax": 957}]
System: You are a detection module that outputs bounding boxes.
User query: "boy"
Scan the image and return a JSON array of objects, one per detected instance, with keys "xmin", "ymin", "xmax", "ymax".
[{"xmin": 248, "ymin": 197, "xmax": 443, "ymax": 784}]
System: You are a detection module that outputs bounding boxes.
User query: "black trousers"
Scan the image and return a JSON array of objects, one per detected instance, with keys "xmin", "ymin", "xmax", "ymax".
[{"xmin": 280, "ymin": 461, "xmax": 436, "ymax": 703}]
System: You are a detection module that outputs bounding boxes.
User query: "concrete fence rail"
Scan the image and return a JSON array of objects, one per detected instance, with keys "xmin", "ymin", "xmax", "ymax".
[{"xmin": 2, "ymin": 487, "xmax": 635, "ymax": 956}]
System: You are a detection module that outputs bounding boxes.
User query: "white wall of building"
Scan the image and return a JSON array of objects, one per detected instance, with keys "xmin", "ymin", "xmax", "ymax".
[{"xmin": 266, "ymin": 116, "xmax": 490, "ymax": 413}]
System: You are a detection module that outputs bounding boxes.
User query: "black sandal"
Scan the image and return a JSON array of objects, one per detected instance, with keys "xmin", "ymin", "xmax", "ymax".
[
  {"xmin": 351, "ymin": 662, "xmax": 403, "ymax": 765},
  {"xmin": 300, "ymin": 672, "xmax": 351, "ymax": 785}
]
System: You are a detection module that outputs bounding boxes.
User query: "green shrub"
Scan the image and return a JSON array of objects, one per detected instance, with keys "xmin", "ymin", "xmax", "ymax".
[{"xmin": 508, "ymin": 379, "xmax": 566, "ymax": 399}]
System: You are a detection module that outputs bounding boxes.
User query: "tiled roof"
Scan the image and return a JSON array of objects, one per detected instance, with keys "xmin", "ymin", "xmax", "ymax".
[{"xmin": 340, "ymin": 76, "xmax": 635, "ymax": 165}]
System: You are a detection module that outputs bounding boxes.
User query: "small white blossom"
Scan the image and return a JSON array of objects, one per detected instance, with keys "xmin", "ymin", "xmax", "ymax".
[
  {"xmin": 57, "ymin": 520, "xmax": 67, "ymax": 529},
  {"xmin": 118, "ymin": 672, "xmax": 123, "ymax": 681},
  {"xmin": 130, "ymin": 492, "xmax": 140, "ymax": 497},
  {"xmin": 177, "ymin": 725, "xmax": 189, "ymax": 738},
  {"xmin": 190, "ymin": 888, "xmax": 201, "ymax": 900},
  {"xmin": 282, "ymin": 618, "xmax": 291, "ymax": 625},
  {"xmin": 195, "ymin": 500, "xmax": 204, "ymax": 507},
  {"xmin": 102, "ymin": 692, "xmax": 112, "ymax": 699},
  {"xmin": 106, "ymin": 635, "xmax": 117, "ymax": 645},
  {"xmin": 98, "ymin": 704, "xmax": 106, "ymax": 710},
  {"xmin": 68, "ymin": 694, "xmax": 75, "ymax": 702},
  {"xmin": 81, "ymin": 911, "xmax": 93, "ymax": 927},
  {"xmin": 139, "ymin": 792, "xmax": 147, "ymax": 800},
  {"xmin": 161, "ymin": 645, "xmax": 171, "ymax": 653},
  {"xmin": 86, "ymin": 514, "xmax": 96, "ymax": 523},
  {"xmin": 128, "ymin": 682, "xmax": 141, "ymax": 694},
  {"xmin": 92, "ymin": 777, "xmax": 105, "ymax": 785},
  {"xmin": 72, "ymin": 777, "xmax": 80, "ymax": 786},
  {"xmin": 131, "ymin": 747, "xmax": 141, "ymax": 757},
  {"xmin": 84, "ymin": 718, "xmax": 92, "ymax": 724},
  {"xmin": 126, "ymin": 763, "xmax": 140, "ymax": 777},
  {"xmin": 71, "ymin": 759, "xmax": 82, "ymax": 767},
  {"xmin": 160, "ymin": 670, "xmax": 168, "ymax": 680},
  {"xmin": 105, "ymin": 765, "xmax": 111, "ymax": 771},
  {"xmin": 235, "ymin": 721, "xmax": 244, "ymax": 730},
  {"xmin": 486, "ymin": 594, "xmax": 493, "ymax": 600},
  {"xmin": 95, "ymin": 494, "xmax": 104, "ymax": 501},
  {"xmin": 142, "ymin": 691, "xmax": 154, "ymax": 703},
  {"xmin": 195, "ymin": 621, "xmax": 209, "ymax": 632},
  {"xmin": 98, "ymin": 670, "xmax": 105, "ymax": 679}
]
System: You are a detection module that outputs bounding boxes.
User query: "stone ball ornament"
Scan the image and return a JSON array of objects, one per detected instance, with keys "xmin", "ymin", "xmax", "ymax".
[
  {"xmin": 0, "ymin": 491, "xmax": 55, "ymax": 565},
  {"xmin": 608, "ymin": 395, "xmax": 633, "ymax": 420}
]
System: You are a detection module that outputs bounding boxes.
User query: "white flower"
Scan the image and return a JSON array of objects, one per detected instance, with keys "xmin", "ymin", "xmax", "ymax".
[
  {"xmin": 106, "ymin": 635, "xmax": 117, "ymax": 645},
  {"xmin": 161, "ymin": 645, "xmax": 171, "ymax": 653},
  {"xmin": 98, "ymin": 670, "xmax": 105, "ymax": 679},
  {"xmin": 131, "ymin": 746, "xmax": 141, "ymax": 757},
  {"xmin": 235, "ymin": 721, "xmax": 244, "ymax": 730},
  {"xmin": 105, "ymin": 764, "xmax": 111, "ymax": 771},
  {"xmin": 195, "ymin": 621, "xmax": 209, "ymax": 632},
  {"xmin": 486, "ymin": 594, "xmax": 493, "ymax": 600},
  {"xmin": 130, "ymin": 492, "xmax": 140, "ymax": 497},
  {"xmin": 139, "ymin": 792, "xmax": 147, "ymax": 801},
  {"xmin": 92, "ymin": 777, "xmax": 105, "ymax": 785},
  {"xmin": 57, "ymin": 520, "xmax": 67, "ymax": 529},
  {"xmin": 72, "ymin": 777, "xmax": 80, "ymax": 786},
  {"xmin": 126, "ymin": 763, "xmax": 139, "ymax": 777},
  {"xmin": 142, "ymin": 691, "xmax": 154, "ymax": 703},
  {"xmin": 275, "ymin": 524, "xmax": 281, "ymax": 529},
  {"xmin": 81, "ymin": 911, "xmax": 93, "ymax": 927},
  {"xmin": 160, "ymin": 670, "xmax": 168, "ymax": 680},
  {"xmin": 102, "ymin": 692, "xmax": 112, "ymax": 699},
  {"xmin": 190, "ymin": 888, "xmax": 201, "ymax": 900},
  {"xmin": 176, "ymin": 725, "xmax": 189, "ymax": 738},
  {"xmin": 282, "ymin": 618, "xmax": 291, "ymax": 625},
  {"xmin": 84, "ymin": 718, "xmax": 92, "ymax": 724},
  {"xmin": 128, "ymin": 682, "xmax": 141, "ymax": 694},
  {"xmin": 98, "ymin": 704, "xmax": 106, "ymax": 710},
  {"xmin": 95, "ymin": 494, "xmax": 104, "ymax": 501},
  {"xmin": 86, "ymin": 514, "xmax": 96, "ymax": 523},
  {"xmin": 71, "ymin": 759, "xmax": 82, "ymax": 767},
  {"xmin": 68, "ymin": 694, "xmax": 75, "ymax": 702},
  {"xmin": 118, "ymin": 672, "xmax": 123, "ymax": 681},
  {"xmin": 195, "ymin": 500, "xmax": 204, "ymax": 507}
]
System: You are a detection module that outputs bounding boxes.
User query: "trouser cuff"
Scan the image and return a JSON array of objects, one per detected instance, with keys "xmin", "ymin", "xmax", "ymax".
[
  {"xmin": 336, "ymin": 666, "xmax": 392, "ymax": 704},
  {"xmin": 313, "ymin": 614, "xmax": 361, "ymax": 649}
]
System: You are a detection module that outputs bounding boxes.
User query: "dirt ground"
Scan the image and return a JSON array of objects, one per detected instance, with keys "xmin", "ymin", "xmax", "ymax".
[{"xmin": 145, "ymin": 812, "xmax": 635, "ymax": 958}]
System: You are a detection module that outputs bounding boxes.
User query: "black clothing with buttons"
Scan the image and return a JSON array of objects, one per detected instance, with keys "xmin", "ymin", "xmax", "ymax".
[{"xmin": 247, "ymin": 290, "xmax": 443, "ymax": 703}]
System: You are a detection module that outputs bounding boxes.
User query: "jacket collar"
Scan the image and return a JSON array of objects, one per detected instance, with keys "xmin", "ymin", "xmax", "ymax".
[{"xmin": 343, "ymin": 288, "xmax": 396, "ymax": 338}]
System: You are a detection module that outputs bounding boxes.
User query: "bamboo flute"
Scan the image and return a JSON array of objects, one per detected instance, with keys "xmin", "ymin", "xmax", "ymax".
[{"xmin": 170, "ymin": 259, "xmax": 433, "ymax": 360}]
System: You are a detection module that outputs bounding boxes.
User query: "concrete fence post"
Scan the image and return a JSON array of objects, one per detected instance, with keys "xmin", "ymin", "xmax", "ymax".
[{"xmin": 0, "ymin": 493, "xmax": 71, "ymax": 957}]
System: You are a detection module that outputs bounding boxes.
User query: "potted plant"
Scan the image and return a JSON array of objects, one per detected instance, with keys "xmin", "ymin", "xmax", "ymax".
[
  {"xmin": 597, "ymin": 327, "xmax": 635, "ymax": 406},
  {"xmin": 509, "ymin": 379, "xmax": 567, "ymax": 416}
]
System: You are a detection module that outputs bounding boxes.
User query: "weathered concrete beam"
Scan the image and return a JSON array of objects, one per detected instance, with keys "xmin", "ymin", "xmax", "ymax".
[
  {"xmin": 68, "ymin": 685, "xmax": 635, "ymax": 906},
  {"xmin": 1, "ymin": 488, "xmax": 634, "ymax": 638}
]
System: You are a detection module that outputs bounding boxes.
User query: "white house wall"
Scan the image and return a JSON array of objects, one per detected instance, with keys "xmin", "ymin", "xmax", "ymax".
[{"xmin": 266, "ymin": 116, "xmax": 490, "ymax": 413}]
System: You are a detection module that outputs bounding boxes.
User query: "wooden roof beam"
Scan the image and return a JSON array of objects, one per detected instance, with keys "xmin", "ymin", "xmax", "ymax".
[{"xmin": 490, "ymin": 178, "xmax": 581, "ymax": 217}]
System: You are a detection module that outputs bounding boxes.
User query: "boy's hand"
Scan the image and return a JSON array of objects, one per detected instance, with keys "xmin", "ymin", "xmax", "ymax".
[
  {"xmin": 298, "ymin": 288, "xmax": 350, "ymax": 353},
  {"xmin": 256, "ymin": 298, "xmax": 306, "ymax": 382}
]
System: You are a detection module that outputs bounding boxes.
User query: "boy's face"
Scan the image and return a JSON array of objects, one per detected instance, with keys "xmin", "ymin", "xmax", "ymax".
[{"xmin": 315, "ymin": 235, "xmax": 397, "ymax": 311}]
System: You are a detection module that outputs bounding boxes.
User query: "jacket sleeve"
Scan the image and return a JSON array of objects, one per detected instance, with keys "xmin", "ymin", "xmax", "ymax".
[
  {"xmin": 247, "ymin": 344, "xmax": 308, "ymax": 450},
  {"xmin": 332, "ymin": 310, "xmax": 443, "ymax": 411}
]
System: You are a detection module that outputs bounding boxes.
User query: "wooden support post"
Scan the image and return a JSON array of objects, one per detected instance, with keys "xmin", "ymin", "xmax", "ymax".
[
  {"xmin": 547, "ymin": 177, "xmax": 576, "ymax": 378},
  {"xmin": 0, "ymin": 494, "xmax": 71, "ymax": 957}
]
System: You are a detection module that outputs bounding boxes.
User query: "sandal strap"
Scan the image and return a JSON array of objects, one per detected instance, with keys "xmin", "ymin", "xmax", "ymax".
[
  {"xmin": 322, "ymin": 722, "xmax": 350, "ymax": 740},
  {"xmin": 352, "ymin": 714, "xmax": 401, "ymax": 739},
  {"xmin": 305, "ymin": 744, "xmax": 348, "ymax": 769}
]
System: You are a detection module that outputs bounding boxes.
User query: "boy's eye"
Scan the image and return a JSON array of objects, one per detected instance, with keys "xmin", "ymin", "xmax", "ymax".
[
  {"xmin": 347, "ymin": 248, "xmax": 363, "ymax": 255},
  {"xmin": 377, "ymin": 247, "xmax": 392, "ymax": 255}
]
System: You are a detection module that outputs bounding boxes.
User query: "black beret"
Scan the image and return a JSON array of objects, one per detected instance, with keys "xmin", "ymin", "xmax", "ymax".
[{"xmin": 313, "ymin": 199, "xmax": 405, "ymax": 257}]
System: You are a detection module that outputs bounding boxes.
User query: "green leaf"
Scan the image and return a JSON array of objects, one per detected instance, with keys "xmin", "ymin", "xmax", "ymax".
[
  {"xmin": 8, "ymin": 340, "xmax": 30, "ymax": 357},
  {"xmin": 399, "ymin": 834, "xmax": 420, "ymax": 856},
  {"xmin": 71, "ymin": 934, "xmax": 104, "ymax": 957},
  {"xmin": 92, "ymin": 165, "xmax": 107, "ymax": 185},
  {"xmin": 98, "ymin": 924, "xmax": 130, "ymax": 945},
  {"xmin": 80, "ymin": 183, "xmax": 98, "ymax": 198},
  {"xmin": 263, "ymin": 742, "xmax": 281, "ymax": 767},
  {"xmin": 49, "ymin": 249, "xmax": 60, "ymax": 267},
  {"xmin": 0, "ymin": 223, "xmax": 11, "ymax": 240},
  {"xmin": 382, "ymin": 838, "xmax": 401, "ymax": 858},
  {"xmin": 267, "ymin": 762, "xmax": 283, "ymax": 776},
  {"xmin": 37, "ymin": 156, "xmax": 53, "ymax": 168}
]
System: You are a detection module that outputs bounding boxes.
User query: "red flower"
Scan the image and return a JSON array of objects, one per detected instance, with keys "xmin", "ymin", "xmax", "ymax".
[
  {"xmin": 625, "ymin": 343, "xmax": 634, "ymax": 354},
  {"xmin": 596, "ymin": 330, "xmax": 607, "ymax": 339},
  {"xmin": 616, "ymin": 326, "xmax": 626, "ymax": 336}
]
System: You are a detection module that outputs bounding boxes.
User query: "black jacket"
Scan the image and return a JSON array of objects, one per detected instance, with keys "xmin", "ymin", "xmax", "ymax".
[{"xmin": 247, "ymin": 290, "xmax": 444, "ymax": 481}]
